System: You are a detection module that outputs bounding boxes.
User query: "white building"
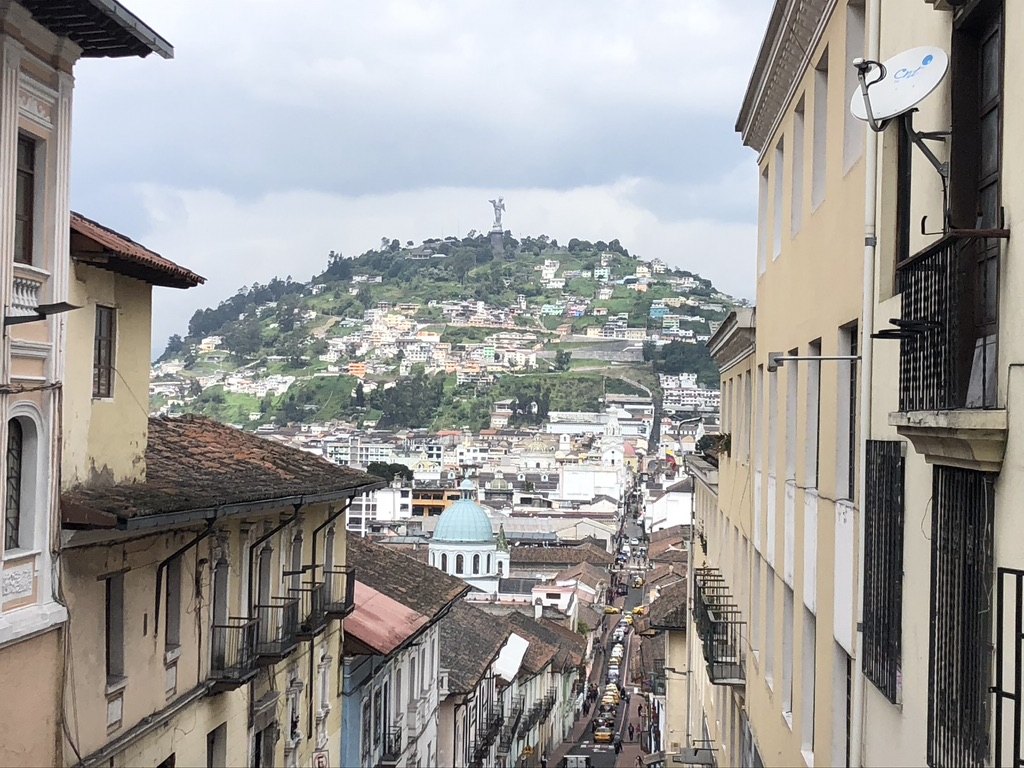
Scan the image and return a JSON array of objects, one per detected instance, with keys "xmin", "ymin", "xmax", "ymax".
[{"xmin": 428, "ymin": 481, "xmax": 510, "ymax": 594}]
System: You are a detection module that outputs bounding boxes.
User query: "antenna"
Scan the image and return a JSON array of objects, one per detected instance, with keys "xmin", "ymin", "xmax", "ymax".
[
  {"xmin": 850, "ymin": 46, "xmax": 948, "ymax": 127},
  {"xmin": 850, "ymin": 46, "xmax": 952, "ymax": 229}
]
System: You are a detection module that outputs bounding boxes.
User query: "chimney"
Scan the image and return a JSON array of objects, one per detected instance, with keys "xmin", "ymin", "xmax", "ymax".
[{"xmin": 534, "ymin": 601, "xmax": 543, "ymax": 620}]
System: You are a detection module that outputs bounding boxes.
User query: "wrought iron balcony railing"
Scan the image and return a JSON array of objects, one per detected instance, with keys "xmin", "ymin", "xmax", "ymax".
[
  {"xmin": 892, "ymin": 230, "xmax": 1008, "ymax": 412},
  {"xmin": 209, "ymin": 617, "xmax": 260, "ymax": 692},
  {"xmin": 693, "ymin": 567, "xmax": 745, "ymax": 686},
  {"xmin": 498, "ymin": 696, "xmax": 524, "ymax": 753},
  {"xmin": 291, "ymin": 580, "xmax": 328, "ymax": 639},
  {"xmin": 254, "ymin": 597, "xmax": 299, "ymax": 664},
  {"xmin": 323, "ymin": 566, "xmax": 356, "ymax": 618},
  {"xmin": 378, "ymin": 726, "xmax": 403, "ymax": 766}
]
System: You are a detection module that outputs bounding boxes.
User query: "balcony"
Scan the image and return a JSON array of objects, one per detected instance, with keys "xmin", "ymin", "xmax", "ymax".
[
  {"xmin": 209, "ymin": 617, "xmax": 259, "ymax": 693},
  {"xmin": 323, "ymin": 566, "xmax": 356, "ymax": 618},
  {"xmin": 254, "ymin": 597, "xmax": 299, "ymax": 664},
  {"xmin": 518, "ymin": 702, "xmax": 543, "ymax": 736},
  {"xmin": 292, "ymin": 581, "xmax": 328, "ymax": 639},
  {"xmin": 498, "ymin": 696, "xmax": 524, "ymax": 754},
  {"xmin": 887, "ymin": 230, "xmax": 1010, "ymax": 472},
  {"xmin": 693, "ymin": 568, "xmax": 745, "ymax": 686},
  {"xmin": 9, "ymin": 267, "xmax": 46, "ymax": 319},
  {"xmin": 540, "ymin": 686, "xmax": 557, "ymax": 723},
  {"xmin": 378, "ymin": 727, "xmax": 403, "ymax": 767}
]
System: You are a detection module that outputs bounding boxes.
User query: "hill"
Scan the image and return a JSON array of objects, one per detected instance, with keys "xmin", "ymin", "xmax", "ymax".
[{"xmin": 151, "ymin": 233, "xmax": 739, "ymax": 430}]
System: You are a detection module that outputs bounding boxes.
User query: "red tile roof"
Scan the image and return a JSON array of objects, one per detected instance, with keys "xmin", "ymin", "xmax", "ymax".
[
  {"xmin": 345, "ymin": 582, "xmax": 429, "ymax": 656},
  {"xmin": 61, "ymin": 416, "xmax": 380, "ymax": 529},
  {"xmin": 70, "ymin": 212, "xmax": 204, "ymax": 289}
]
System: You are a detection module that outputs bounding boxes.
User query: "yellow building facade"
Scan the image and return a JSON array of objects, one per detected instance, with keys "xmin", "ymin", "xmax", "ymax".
[
  {"xmin": 57, "ymin": 217, "xmax": 381, "ymax": 767},
  {"xmin": 0, "ymin": 3, "xmax": 171, "ymax": 764}
]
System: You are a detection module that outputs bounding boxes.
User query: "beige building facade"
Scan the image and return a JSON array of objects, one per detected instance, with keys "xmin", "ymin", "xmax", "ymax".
[
  {"xmin": 858, "ymin": 1, "xmax": 1021, "ymax": 766},
  {"xmin": 0, "ymin": 2, "xmax": 171, "ymax": 765},
  {"xmin": 687, "ymin": 0, "xmax": 874, "ymax": 765}
]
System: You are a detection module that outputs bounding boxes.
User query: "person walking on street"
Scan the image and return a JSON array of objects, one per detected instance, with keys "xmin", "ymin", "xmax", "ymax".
[
  {"xmin": 541, "ymin": 752, "xmax": 548, "ymax": 768},
  {"xmin": 629, "ymin": 723, "xmax": 635, "ymax": 741},
  {"xmin": 636, "ymin": 756, "xmax": 644, "ymax": 768},
  {"xmin": 613, "ymin": 734, "xmax": 623, "ymax": 755}
]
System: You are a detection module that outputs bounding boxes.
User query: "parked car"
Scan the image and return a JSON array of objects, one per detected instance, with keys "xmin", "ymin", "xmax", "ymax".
[
  {"xmin": 604, "ymin": 605, "xmax": 621, "ymax": 614},
  {"xmin": 630, "ymin": 537, "xmax": 640, "ymax": 546},
  {"xmin": 633, "ymin": 605, "xmax": 647, "ymax": 615}
]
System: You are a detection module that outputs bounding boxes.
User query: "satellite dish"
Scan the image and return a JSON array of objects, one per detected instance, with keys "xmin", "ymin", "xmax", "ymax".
[{"xmin": 850, "ymin": 46, "xmax": 949, "ymax": 122}]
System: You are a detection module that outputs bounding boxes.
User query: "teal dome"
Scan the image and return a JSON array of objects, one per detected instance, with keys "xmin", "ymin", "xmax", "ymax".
[{"xmin": 434, "ymin": 484, "xmax": 494, "ymax": 543}]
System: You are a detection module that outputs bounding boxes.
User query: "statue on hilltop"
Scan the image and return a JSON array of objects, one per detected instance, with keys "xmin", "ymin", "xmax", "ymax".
[{"xmin": 488, "ymin": 196, "xmax": 505, "ymax": 232}]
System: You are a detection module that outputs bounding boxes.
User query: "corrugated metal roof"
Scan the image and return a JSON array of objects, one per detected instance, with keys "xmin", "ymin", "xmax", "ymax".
[{"xmin": 346, "ymin": 582, "xmax": 429, "ymax": 656}]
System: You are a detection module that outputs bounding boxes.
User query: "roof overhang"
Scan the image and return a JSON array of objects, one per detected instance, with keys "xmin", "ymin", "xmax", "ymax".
[
  {"xmin": 62, "ymin": 481, "xmax": 386, "ymax": 533},
  {"xmin": 735, "ymin": 0, "xmax": 833, "ymax": 156},
  {"xmin": 19, "ymin": 0, "xmax": 173, "ymax": 59},
  {"xmin": 706, "ymin": 308, "xmax": 756, "ymax": 374}
]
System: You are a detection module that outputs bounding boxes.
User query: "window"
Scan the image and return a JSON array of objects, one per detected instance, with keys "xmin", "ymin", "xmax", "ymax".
[
  {"xmin": 165, "ymin": 556, "xmax": 182, "ymax": 649},
  {"xmin": 837, "ymin": 323, "xmax": 858, "ymax": 500},
  {"xmin": 755, "ymin": 365, "xmax": 764, "ymax": 471},
  {"xmin": 765, "ymin": 567, "xmax": 776, "ymax": 686},
  {"xmin": 545, "ymin": 592, "xmax": 560, "ymax": 601},
  {"xmin": 812, "ymin": 50, "xmax": 829, "ymax": 209},
  {"xmin": 783, "ymin": 585, "xmax": 795, "ymax": 721},
  {"xmin": 361, "ymin": 700, "xmax": 372, "ymax": 758},
  {"xmin": 440, "ymin": 553, "xmax": 448, "ymax": 572},
  {"xmin": 767, "ymin": 369, "xmax": 778, "ymax": 476},
  {"xmin": 106, "ymin": 573, "xmax": 125, "ymax": 683},
  {"xmin": 843, "ymin": 2, "xmax": 866, "ymax": 171},
  {"xmin": 486, "ymin": 554, "xmax": 491, "ymax": 573},
  {"xmin": 785, "ymin": 348, "xmax": 798, "ymax": 480},
  {"xmin": 206, "ymin": 723, "xmax": 227, "ymax": 768},
  {"xmin": 927, "ymin": 466, "xmax": 994, "ymax": 768},
  {"xmin": 455, "ymin": 554, "xmax": 464, "ymax": 574},
  {"xmin": 804, "ymin": 340, "xmax": 822, "ymax": 488},
  {"xmin": 93, "ymin": 306, "xmax": 116, "ymax": 398},
  {"xmin": 751, "ymin": 555, "xmax": 761, "ymax": 655},
  {"xmin": 772, "ymin": 139, "xmax": 785, "ymax": 258},
  {"xmin": 472, "ymin": 554, "xmax": 480, "ymax": 574},
  {"xmin": 831, "ymin": 643, "xmax": 852, "ymax": 768},
  {"xmin": 801, "ymin": 608, "xmax": 816, "ymax": 752},
  {"xmin": 497, "ymin": 560, "xmax": 503, "ymax": 577},
  {"xmin": 5, "ymin": 419, "xmax": 23, "ymax": 550},
  {"xmin": 373, "ymin": 687, "xmax": 383, "ymax": 748},
  {"xmin": 15, "ymin": 135, "xmax": 35, "ymax": 265},
  {"xmin": 862, "ymin": 440, "xmax": 905, "ymax": 704},
  {"xmin": 792, "ymin": 98, "xmax": 805, "ymax": 235},
  {"xmin": 758, "ymin": 166, "xmax": 770, "ymax": 275}
]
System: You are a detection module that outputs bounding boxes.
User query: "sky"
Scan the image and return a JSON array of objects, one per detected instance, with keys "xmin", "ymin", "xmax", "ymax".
[{"xmin": 68, "ymin": 0, "xmax": 775, "ymax": 356}]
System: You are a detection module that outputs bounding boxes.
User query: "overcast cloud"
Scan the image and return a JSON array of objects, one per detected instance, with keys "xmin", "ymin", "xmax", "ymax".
[{"xmin": 68, "ymin": 0, "xmax": 773, "ymax": 356}]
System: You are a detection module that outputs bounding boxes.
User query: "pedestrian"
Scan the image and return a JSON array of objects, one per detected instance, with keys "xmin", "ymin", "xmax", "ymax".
[
  {"xmin": 637, "ymin": 702, "xmax": 643, "ymax": 718},
  {"xmin": 629, "ymin": 723, "xmax": 635, "ymax": 741},
  {"xmin": 614, "ymin": 734, "xmax": 623, "ymax": 755},
  {"xmin": 592, "ymin": 719, "xmax": 597, "ymax": 733},
  {"xmin": 541, "ymin": 752, "xmax": 548, "ymax": 768},
  {"xmin": 625, "ymin": 691, "xmax": 632, "ymax": 707},
  {"xmin": 636, "ymin": 756, "xmax": 644, "ymax": 768}
]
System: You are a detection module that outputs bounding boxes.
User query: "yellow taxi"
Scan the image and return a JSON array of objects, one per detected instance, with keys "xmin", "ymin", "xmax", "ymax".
[
  {"xmin": 594, "ymin": 726, "xmax": 614, "ymax": 743},
  {"xmin": 622, "ymin": 614, "xmax": 634, "ymax": 625},
  {"xmin": 633, "ymin": 605, "xmax": 647, "ymax": 615},
  {"xmin": 603, "ymin": 687, "xmax": 621, "ymax": 704},
  {"xmin": 604, "ymin": 606, "xmax": 621, "ymax": 614}
]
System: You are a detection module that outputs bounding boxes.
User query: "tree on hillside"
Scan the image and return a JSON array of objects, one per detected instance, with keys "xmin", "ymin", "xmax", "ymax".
[
  {"xmin": 367, "ymin": 462, "xmax": 414, "ymax": 482},
  {"xmin": 554, "ymin": 350, "xmax": 572, "ymax": 372}
]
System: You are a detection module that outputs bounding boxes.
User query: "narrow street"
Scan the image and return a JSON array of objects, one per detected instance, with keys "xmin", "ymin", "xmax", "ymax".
[{"xmin": 557, "ymin": 510, "xmax": 648, "ymax": 767}]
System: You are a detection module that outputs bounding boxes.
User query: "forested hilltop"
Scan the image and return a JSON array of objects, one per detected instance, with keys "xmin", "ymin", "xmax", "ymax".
[{"xmin": 151, "ymin": 233, "xmax": 740, "ymax": 430}]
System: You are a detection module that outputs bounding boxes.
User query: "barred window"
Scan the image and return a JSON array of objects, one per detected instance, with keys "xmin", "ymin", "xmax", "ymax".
[
  {"xmin": 862, "ymin": 440, "xmax": 905, "ymax": 704},
  {"xmin": 927, "ymin": 466, "xmax": 994, "ymax": 768},
  {"xmin": 93, "ymin": 306, "xmax": 116, "ymax": 398},
  {"xmin": 4, "ymin": 420, "xmax": 22, "ymax": 550}
]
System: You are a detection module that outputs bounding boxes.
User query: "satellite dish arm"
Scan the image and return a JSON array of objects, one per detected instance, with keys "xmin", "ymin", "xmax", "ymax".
[{"xmin": 853, "ymin": 57, "xmax": 887, "ymax": 133}]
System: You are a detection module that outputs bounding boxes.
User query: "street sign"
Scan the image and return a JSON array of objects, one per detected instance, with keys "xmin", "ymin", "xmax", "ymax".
[{"xmin": 312, "ymin": 750, "xmax": 330, "ymax": 768}]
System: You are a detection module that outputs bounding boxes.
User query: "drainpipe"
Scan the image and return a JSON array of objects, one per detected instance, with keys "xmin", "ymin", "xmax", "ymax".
[
  {"xmin": 310, "ymin": 498, "xmax": 352, "ymax": 571},
  {"xmin": 850, "ymin": 0, "xmax": 881, "ymax": 763},
  {"xmin": 247, "ymin": 504, "xmax": 300, "ymax": 614},
  {"xmin": 153, "ymin": 522, "xmax": 215, "ymax": 636}
]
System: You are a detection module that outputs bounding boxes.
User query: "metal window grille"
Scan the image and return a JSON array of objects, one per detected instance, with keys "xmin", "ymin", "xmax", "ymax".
[
  {"xmin": 4, "ymin": 420, "xmax": 22, "ymax": 550},
  {"xmin": 927, "ymin": 466, "xmax": 994, "ymax": 768},
  {"xmin": 847, "ymin": 323, "xmax": 858, "ymax": 498},
  {"xmin": 992, "ymin": 567, "xmax": 1024, "ymax": 768},
  {"xmin": 862, "ymin": 440, "xmax": 905, "ymax": 704}
]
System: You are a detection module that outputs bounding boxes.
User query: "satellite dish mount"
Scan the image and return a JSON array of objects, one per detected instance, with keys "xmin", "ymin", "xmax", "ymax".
[{"xmin": 851, "ymin": 46, "xmax": 951, "ymax": 231}]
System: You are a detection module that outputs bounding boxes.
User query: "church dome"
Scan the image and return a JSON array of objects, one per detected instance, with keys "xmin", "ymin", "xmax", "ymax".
[{"xmin": 433, "ymin": 483, "xmax": 494, "ymax": 543}]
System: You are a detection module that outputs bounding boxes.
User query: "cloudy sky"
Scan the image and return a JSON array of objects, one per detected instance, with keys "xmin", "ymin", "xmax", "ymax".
[{"xmin": 69, "ymin": 0, "xmax": 774, "ymax": 356}]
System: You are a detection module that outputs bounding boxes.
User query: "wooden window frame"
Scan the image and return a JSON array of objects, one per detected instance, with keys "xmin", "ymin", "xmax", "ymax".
[
  {"xmin": 93, "ymin": 306, "xmax": 117, "ymax": 399},
  {"xmin": 15, "ymin": 135, "xmax": 35, "ymax": 266}
]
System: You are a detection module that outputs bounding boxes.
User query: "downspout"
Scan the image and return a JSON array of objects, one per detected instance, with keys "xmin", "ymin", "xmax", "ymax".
[
  {"xmin": 153, "ymin": 522, "xmax": 215, "ymax": 636},
  {"xmin": 311, "ymin": 499, "xmax": 352, "ymax": 571},
  {"xmin": 246, "ymin": 503, "xmax": 300, "ymax": 615},
  {"xmin": 850, "ymin": 0, "xmax": 881, "ymax": 763}
]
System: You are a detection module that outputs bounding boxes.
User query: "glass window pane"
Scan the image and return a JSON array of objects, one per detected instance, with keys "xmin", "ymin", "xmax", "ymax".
[
  {"xmin": 13, "ymin": 221, "xmax": 26, "ymax": 263},
  {"xmin": 980, "ymin": 110, "xmax": 1000, "ymax": 178},
  {"xmin": 5, "ymin": 420, "xmax": 22, "ymax": 550},
  {"xmin": 981, "ymin": 32, "xmax": 1001, "ymax": 106},
  {"xmin": 979, "ymin": 184, "xmax": 999, "ymax": 229}
]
